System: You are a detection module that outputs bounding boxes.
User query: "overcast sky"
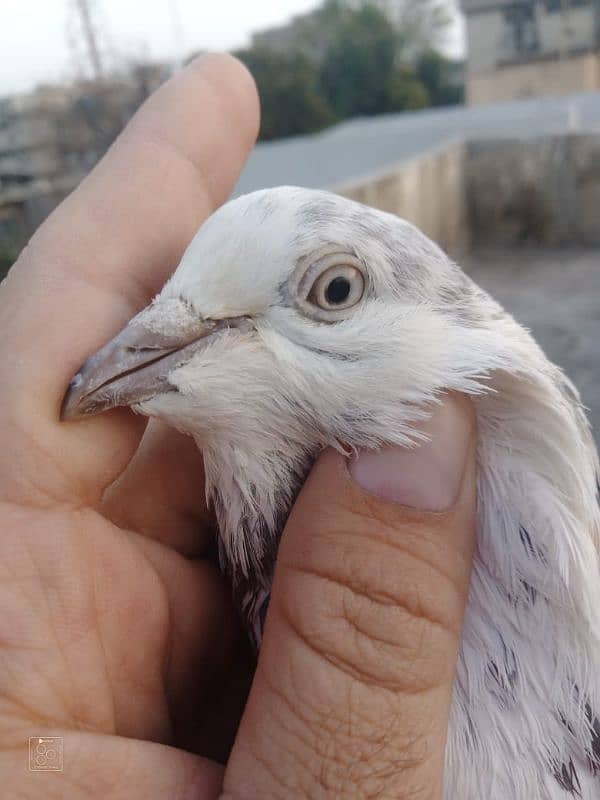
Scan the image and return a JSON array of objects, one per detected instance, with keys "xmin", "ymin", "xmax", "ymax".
[{"xmin": 0, "ymin": 0, "xmax": 465, "ymax": 97}]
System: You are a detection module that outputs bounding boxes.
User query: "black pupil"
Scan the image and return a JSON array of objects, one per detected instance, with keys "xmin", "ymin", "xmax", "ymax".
[{"xmin": 325, "ymin": 276, "xmax": 351, "ymax": 305}]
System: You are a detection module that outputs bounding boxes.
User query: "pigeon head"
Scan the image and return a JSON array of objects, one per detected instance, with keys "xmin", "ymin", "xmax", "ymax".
[
  {"xmin": 62, "ymin": 187, "xmax": 497, "ymax": 588},
  {"xmin": 61, "ymin": 186, "xmax": 489, "ymax": 442}
]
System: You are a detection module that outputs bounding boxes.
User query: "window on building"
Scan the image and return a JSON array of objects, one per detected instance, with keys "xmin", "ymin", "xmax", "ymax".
[
  {"xmin": 544, "ymin": 0, "xmax": 591, "ymax": 11},
  {"xmin": 505, "ymin": 4, "xmax": 540, "ymax": 55}
]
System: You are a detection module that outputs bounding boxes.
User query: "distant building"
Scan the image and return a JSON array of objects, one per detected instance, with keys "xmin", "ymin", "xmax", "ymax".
[
  {"xmin": 0, "ymin": 63, "xmax": 168, "ymax": 249},
  {"xmin": 461, "ymin": 0, "xmax": 600, "ymax": 104},
  {"xmin": 0, "ymin": 86, "xmax": 72, "ymax": 188}
]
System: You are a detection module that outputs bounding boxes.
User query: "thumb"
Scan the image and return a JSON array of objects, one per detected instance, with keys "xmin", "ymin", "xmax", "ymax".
[{"xmin": 222, "ymin": 393, "xmax": 477, "ymax": 800}]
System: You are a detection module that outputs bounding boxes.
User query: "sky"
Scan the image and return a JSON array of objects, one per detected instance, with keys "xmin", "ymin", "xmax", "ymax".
[{"xmin": 0, "ymin": 0, "xmax": 465, "ymax": 97}]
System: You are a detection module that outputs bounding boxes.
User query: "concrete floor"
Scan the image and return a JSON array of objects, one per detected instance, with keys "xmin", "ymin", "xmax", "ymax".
[{"xmin": 465, "ymin": 248, "xmax": 600, "ymax": 440}]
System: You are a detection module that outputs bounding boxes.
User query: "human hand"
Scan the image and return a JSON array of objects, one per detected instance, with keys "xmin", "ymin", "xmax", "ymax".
[{"xmin": 0, "ymin": 53, "xmax": 476, "ymax": 800}]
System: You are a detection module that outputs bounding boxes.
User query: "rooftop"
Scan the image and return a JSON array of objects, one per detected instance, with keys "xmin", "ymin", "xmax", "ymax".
[{"xmin": 235, "ymin": 91, "xmax": 600, "ymax": 195}]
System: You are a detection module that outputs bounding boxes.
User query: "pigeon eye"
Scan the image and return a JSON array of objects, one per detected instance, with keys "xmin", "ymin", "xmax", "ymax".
[
  {"xmin": 308, "ymin": 265, "xmax": 365, "ymax": 311},
  {"xmin": 291, "ymin": 251, "xmax": 368, "ymax": 321}
]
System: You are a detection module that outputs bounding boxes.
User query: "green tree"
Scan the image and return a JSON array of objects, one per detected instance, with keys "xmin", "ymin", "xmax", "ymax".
[
  {"xmin": 233, "ymin": 0, "xmax": 461, "ymax": 139},
  {"xmin": 291, "ymin": 0, "xmax": 453, "ymax": 63},
  {"xmin": 318, "ymin": 4, "xmax": 399, "ymax": 118},
  {"xmin": 386, "ymin": 65, "xmax": 430, "ymax": 111},
  {"xmin": 234, "ymin": 47, "xmax": 335, "ymax": 140},
  {"xmin": 377, "ymin": 0, "xmax": 453, "ymax": 58},
  {"xmin": 416, "ymin": 49, "xmax": 464, "ymax": 106}
]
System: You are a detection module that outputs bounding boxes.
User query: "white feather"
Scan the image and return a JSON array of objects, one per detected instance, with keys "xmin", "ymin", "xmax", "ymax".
[{"xmin": 135, "ymin": 186, "xmax": 600, "ymax": 799}]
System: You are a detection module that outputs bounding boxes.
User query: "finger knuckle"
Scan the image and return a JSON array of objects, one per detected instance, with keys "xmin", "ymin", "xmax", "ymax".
[{"xmin": 278, "ymin": 508, "xmax": 461, "ymax": 694}]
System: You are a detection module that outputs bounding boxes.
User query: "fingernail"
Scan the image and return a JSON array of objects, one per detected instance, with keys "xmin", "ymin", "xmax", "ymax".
[{"xmin": 348, "ymin": 396, "xmax": 473, "ymax": 511}]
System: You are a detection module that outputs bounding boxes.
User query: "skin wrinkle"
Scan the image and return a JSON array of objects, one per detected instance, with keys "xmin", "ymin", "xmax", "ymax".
[
  {"xmin": 268, "ymin": 643, "xmax": 425, "ymax": 776},
  {"xmin": 259, "ymin": 665, "xmax": 322, "ymax": 745},
  {"xmin": 89, "ymin": 532, "xmax": 131, "ymax": 738},
  {"xmin": 241, "ymin": 668, "xmax": 415, "ymax": 800},
  {"xmin": 0, "ymin": 690, "xmax": 62, "ymax": 734},
  {"xmin": 13, "ymin": 514, "xmax": 113, "ymax": 733},
  {"xmin": 43, "ymin": 573, "xmax": 101, "ymax": 732},
  {"xmin": 0, "ymin": 402, "xmax": 144, "ymax": 510},
  {"xmin": 309, "ymin": 694, "xmax": 433, "ymax": 800},
  {"xmin": 69, "ymin": 738, "xmax": 137, "ymax": 799},
  {"xmin": 261, "ymin": 706, "xmax": 323, "ymax": 789},
  {"xmin": 312, "ymin": 692, "xmax": 429, "ymax": 797},
  {"xmin": 287, "ymin": 511, "xmax": 465, "ymax": 592},
  {"xmin": 241, "ymin": 735, "xmax": 297, "ymax": 800},
  {"xmin": 356, "ymin": 483, "xmax": 476, "ymax": 565},
  {"xmin": 282, "ymin": 522, "xmax": 465, "ymax": 636},
  {"xmin": 272, "ymin": 654, "xmax": 429, "ymax": 795},
  {"xmin": 8, "ymin": 506, "xmax": 165, "ymax": 738},
  {"xmin": 257, "ymin": 709, "xmax": 324, "ymax": 797},
  {"xmin": 153, "ymin": 556, "xmax": 186, "ymax": 734},
  {"xmin": 92, "ymin": 549, "xmax": 169, "ymax": 738},
  {"xmin": 0, "ymin": 418, "xmax": 98, "ymax": 509},
  {"xmin": 276, "ymin": 595, "xmax": 443, "ymax": 697},
  {"xmin": 299, "ymin": 481, "xmax": 472, "ymax": 583},
  {"xmin": 337, "ymin": 590, "xmax": 448, "ymax": 675},
  {"xmin": 288, "ymin": 562, "xmax": 458, "ymax": 647}
]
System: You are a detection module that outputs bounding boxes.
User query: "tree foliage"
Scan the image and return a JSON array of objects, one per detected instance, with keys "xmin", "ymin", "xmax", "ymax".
[
  {"xmin": 386, "ymin": 66, "xmax": 430, "ymax": 112},
  {"xmin": 319, "ymin": 4, "xmax": 398, "ymax": 117},
  {"xmin": 236, "ymin": 0, "xmax": 463, "ymax": 140},
  {"xmin": 416, "ymin": 48, "xmax": 464, "ymax": 106},
  {"xmin": 378, "ymin": 0, "xmax": 454, "ymax": 57},
  {"xmin": 234, "ymin": 48, "xmax": 335, "ymax": 141}
]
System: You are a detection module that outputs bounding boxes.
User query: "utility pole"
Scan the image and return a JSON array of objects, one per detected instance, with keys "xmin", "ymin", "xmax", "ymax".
[{"xmin": 74, "ymin": 0, "xmax": 104, "ymax": 80}]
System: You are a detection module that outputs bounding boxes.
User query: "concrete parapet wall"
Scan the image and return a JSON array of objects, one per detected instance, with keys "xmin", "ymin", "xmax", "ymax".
[
  {"xmin": 467, "ymin": 134, "xmax": 600, "ymax": 247},
  {"xmin": 331, "ymin": 133, "xmax": 600, "ymax": 253},
  {"xmin": 467, "ymin": 53, "xmax": 600, "ymax": 106},
  {"xmin": 333, "ymin": 141, "xmax": 469, "ymax": 257}
]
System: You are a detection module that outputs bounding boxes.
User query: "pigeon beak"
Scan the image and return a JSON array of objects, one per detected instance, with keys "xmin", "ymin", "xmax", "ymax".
[{"xmin": 61, "ymin": 308, "xmax": 245, "ymax": 421}]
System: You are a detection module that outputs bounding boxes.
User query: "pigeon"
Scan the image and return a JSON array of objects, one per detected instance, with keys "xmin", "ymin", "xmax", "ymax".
[{"xmin": 62, "ymin": 186, "xmax": 600, "ymax": 799}]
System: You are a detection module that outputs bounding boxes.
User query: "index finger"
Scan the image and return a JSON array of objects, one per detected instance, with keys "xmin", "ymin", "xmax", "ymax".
[{"xmin": 0, "ymin": 54, "xmax": 259, "ymax": 505}]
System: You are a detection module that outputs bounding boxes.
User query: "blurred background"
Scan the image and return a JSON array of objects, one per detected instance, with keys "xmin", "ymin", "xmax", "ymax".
[{"xmin": 1, "ymin": 1, "xmax": 600, "ymax": 433}]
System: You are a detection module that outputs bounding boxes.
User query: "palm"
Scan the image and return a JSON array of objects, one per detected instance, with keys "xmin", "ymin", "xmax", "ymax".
[
  {"xmin": 0, "ymin": 55, "xmax": 259, "ymax": 799},
  {"xmin": 2, "ymin": 424, "xmax": 245, "ymax": 746}
]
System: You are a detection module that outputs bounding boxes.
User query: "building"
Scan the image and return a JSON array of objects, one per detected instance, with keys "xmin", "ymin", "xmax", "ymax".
[
  {"xmin": 0, "ymin": 63, "xmax": 168, "ymax": 256},
  {"xmin": 0, "ymin": 87, "xmax": 73, "ymax": 190},
  {"xmin": 461, "ymin": 0, "xmax": 600, "ymax": 104}
]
